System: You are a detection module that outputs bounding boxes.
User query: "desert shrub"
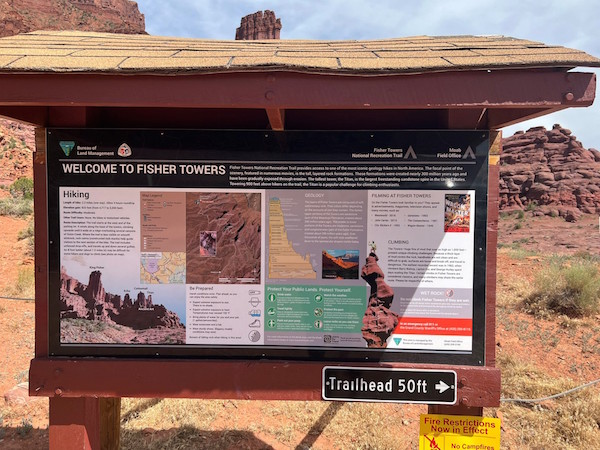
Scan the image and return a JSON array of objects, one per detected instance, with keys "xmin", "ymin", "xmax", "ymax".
[
  {"xmin": 16, "ymin": 418, "xmax": 32, "ymax": 437},
  {"xmin": 516, "ymin": 210, "xmax": 525, "ymax": 219},
  {"xmin": 0, "ymin": 177, "xmax": 33, "ymax": 217},
  {"xmin": 0, "ymin": 196, "xmax": 32, "ymax": 217},
  {"xmin": 524, "ymin": 257, "xmax": 600, "ymax": 317},
  {"xmin": 525, "ymin": 200, "xmax": 538, "ymax": 211},
  {"xmin": 572, "ymin": 251, "xmax": 600, "ymax": 264},
  {"xmin": 9, "ymin": 177, "xmax": 33, "ymax": 199}
]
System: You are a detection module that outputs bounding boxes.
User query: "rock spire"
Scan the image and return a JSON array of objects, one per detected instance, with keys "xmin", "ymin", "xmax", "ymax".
[{"xmin": 235, "ymin": 10, "xmax": 281, "ymax": 40}]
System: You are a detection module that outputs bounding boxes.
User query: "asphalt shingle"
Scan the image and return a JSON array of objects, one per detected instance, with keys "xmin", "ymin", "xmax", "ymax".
[{"xmin": 0, "ymin": 30, "xmax": 597, "ymax": 74}]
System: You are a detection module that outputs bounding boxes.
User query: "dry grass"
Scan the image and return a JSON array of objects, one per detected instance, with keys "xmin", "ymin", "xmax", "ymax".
[
  {"xmin": 119, "ymin": 398, "xmax": 424, "ymax": 450},
  {"xmin": 498, "ymin": 353, "xmax": 600, "ymax": 449},
  {"xmin": 524, "ymin": 256, "xmax": 600, "ymax": 317},
  {"xmin": 5, "ymin": 266, "xmax": 35, "ymax": 299}
]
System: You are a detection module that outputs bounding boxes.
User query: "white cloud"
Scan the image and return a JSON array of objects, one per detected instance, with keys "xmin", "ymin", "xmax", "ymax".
[{"xmin": 135, "ymin": 0, "xmax": 600, "ymax": 147}]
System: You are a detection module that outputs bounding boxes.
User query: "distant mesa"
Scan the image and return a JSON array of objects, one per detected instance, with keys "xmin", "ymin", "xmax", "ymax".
[
  {"xmin": 501, "ymin": 124, "xmax": 600, "ymax": 221},
  {"xmin": 60, "ymin": 268, "xmax": 185, "ymax": 337},
  {"xmin": 235, "ymin": 10, "xmax": 281, "ymax": 40}
]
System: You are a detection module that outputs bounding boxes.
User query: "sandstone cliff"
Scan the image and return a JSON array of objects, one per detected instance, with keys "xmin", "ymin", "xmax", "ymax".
[
  {"xmin": 500, "ymin": 125, "xmax": 600, "ymax": 220},
  {"xmin": 0, "ymin": 0, "xmax": 145, "ymax": 37}
]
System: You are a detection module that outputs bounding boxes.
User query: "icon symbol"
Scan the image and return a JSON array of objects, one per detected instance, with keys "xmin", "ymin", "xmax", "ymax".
[
  {"xmin": 248, "ymin": 330, "xmax": 261, "ymax": 342},
  {"xmin": 249, "ymin": 297, "xmax": 260, "ymax": 307},
  {"xmin": 268, "ymin": 293, "xmax": 277, "ymax": 302},
  {"xmin": 314, "ymin": 308, "xmax": 323, "ymax": 317},
  {"xmin": 249, "ymin": 319, "xmax": 261, "ymax": 328},
  {"xmin": 117, "ymin": 143, "xmax": 132, "ymax": 157},
  {"xmin": 404, "ymin": 145, "xmax": 417, "ymax": 159},
  {"xmin": 314, "ymin": 294, "xmax": 323, "ymax": 302},
  {"xmin": 267, "ymin": 319, "xmax": 276, "ymax": 328},
  {"xmin": 249, "ymin": 309, "xmax": 261, "ymax": 317},
  {"xmin": 435, "ymin": 380, "xmax": 451, "ymax": 394},
  {"xmin": 267, "ymin": 307, "xmax": 276, "ymax": 316},
  {"xmin": 59, "ymin": 141, "xmax": 75, "ymax": 156},
  {"xmin": 393, "ymin": 337, "xmax": 402, "ymax": 346},
  {"xmin": 314, "ymin": 320, "xmax": 323, "ymax": 329}
]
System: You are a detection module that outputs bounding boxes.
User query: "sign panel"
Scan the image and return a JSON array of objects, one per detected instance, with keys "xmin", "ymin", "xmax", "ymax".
[
  {"xmin": 47, "ymin": 130, "xmax": 488, "ymax": 364},
  {"xmin": 419, "ymin": 414, "xmax": 501, "ymax": 449},
  {"xmin": 322, "ymin": 366, "xmax": 456, "ymax": 404}
]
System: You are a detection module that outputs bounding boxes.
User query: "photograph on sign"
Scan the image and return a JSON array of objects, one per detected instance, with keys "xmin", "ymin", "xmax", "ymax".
[{"xmin": 47, "ymin": 129, "xmax": 488, "ymax": 364}]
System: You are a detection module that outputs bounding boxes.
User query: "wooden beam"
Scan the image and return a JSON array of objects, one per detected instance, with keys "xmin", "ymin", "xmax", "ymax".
[
  {"xmin": 29, "ymin": 358, "xmax": 501, "ymax": 407},
  {"xmin": 445, "ymin": 108, "xmax": 487, "ymax": 129},
  {"xmin": 0, "ymin": 106, "xmax": 47, "ymax": 126},
  {"xmin": 487, "ymin": 106, "xmax": 566, "ymax": 129},
  {"xmin": 266, "ymin": 107, "xmax": 285, "ymax": 130},
  {"xmin": 0, "ymin": 70, "xmax": 593, "ymax": 112}
]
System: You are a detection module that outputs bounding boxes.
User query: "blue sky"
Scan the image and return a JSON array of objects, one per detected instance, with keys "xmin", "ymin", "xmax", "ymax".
[{"xmin": 136, "ymin": 0, "xmax": 600, "ymax": 148}]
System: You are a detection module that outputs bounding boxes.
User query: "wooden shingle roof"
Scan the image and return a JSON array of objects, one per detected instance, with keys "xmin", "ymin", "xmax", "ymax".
[{"xmin": 0, "ymin": 30, "xmax": 598, "ymax": 75}]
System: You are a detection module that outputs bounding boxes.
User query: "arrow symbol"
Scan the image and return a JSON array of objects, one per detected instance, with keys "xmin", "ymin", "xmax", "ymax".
[{"xmin": 435, "ymin": 380, "xmax": 451, "ymax": 394}]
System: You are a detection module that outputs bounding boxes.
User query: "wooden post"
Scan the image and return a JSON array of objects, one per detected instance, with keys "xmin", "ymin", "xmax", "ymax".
[
  {"xmin": 49, "ymin": 397, "xmax": 120, "ymax": 450},
  {"xmin": 50, "ymin": 397, "xmax": 101, "ymax": 449},
  {"xmin": 100, "ymin": 398, "xmax": 121, "ymax": 450}
]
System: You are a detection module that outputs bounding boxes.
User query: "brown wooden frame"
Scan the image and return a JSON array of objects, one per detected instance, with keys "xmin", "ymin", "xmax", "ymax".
[{"xmin": 0, "ymin": 66, "xmax": 590, "ymax": 448}]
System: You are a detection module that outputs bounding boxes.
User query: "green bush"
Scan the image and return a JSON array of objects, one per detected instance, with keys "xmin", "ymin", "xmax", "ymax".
[
  {"xmin": 525, "ymin": 257, "xmax": 600, "ymax": 317},
  {"xmin": 0, "ymin": 177, "xmax": 33, "ymax": 217},
  {"xmin": 9, "ymin": 177, "xmax": 33, "ymax": 199}
]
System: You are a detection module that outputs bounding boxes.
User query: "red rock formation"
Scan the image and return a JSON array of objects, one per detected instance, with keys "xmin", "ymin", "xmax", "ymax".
[
  {"xmin": 59, "ymin": 269, "xmax": 185, "ymax": 331},
  {"xmin": 500, "ymin": 125, "xmax": 600, "ymax": 221},
  {"xmin": 0, "ymin": 119, "xmax": 34, "ymax": 186},
  {"xmin": 235, "ymin": 10, "xmax": 281, "ymax": 40},
  {"xmin": 361, "ymin": 253, "xmax": 399, "ymax": 348},
  {"xmin": 0, "ymin": 0, "xmax": 145, "ymax": 37},
  {"xmin": 0, "ymin": 0, "xmax": 146, "ymax": 186}
]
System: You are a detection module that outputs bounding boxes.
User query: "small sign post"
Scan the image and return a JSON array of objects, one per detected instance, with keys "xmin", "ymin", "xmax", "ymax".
[{"xmin": 322, "ymin": 366, "xmax": 457, "ymax": 404}]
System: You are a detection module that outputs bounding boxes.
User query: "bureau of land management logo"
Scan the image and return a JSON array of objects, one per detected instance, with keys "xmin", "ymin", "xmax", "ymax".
[
  {"xmin": 118, "ymin": 143, "xmax": 132, "ymax": 157},
  {"xmin": 59, "ymin": 141, "xmax": 75, "ymax": 157}
]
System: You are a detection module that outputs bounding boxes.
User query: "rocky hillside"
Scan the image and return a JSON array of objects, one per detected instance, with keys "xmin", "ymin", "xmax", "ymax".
[
  {"xmin": 0, "ymin": 0, "xmax": 145, "ymax": 37},
  {"xmin": 500, "ymin": 125, "xmax": 600, "ymax": 220},
  {"xmin": 0, "ymin": 119, "xmax": 34, "ymax": 187}
]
